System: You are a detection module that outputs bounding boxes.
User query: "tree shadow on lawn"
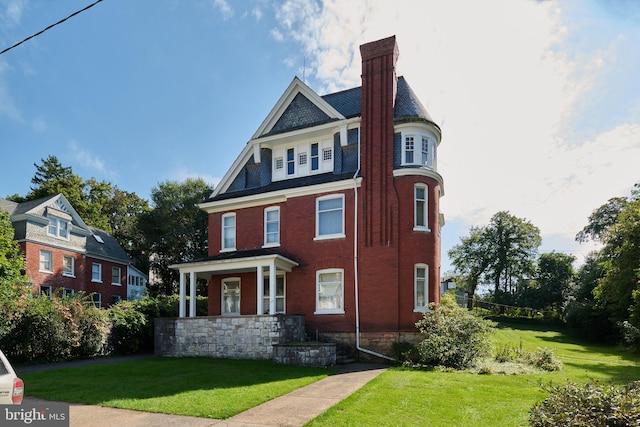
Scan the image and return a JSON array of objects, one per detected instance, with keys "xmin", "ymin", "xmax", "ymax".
[
  {"xmin": 20, "ymin": 357, "xmax": 333, "ymax": 409},
  {"xmin": 559, "ymin": 359, "xmax": 640, "ymax": 383}
]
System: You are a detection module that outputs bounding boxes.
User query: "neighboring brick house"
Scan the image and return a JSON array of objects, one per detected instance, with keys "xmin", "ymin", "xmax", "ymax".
[
  {"xmin": 172, "ymin": 36, "xmax": 444, "ymax": 357},
  {"xmin": 0, "ymin": 193, "xmax": 138, "ymax": 308}
]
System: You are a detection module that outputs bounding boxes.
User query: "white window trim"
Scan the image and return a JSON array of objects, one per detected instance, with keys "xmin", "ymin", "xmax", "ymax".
[
  {"xmin": 91, "ymin": 263, "xmax": 102, "ymax": 283},
  {"xmin": 314, "ymin": 194, "xmax": 346, "ymax": 240},
  {"xmin": 221, "ymin": 212, "xmax": 237, "ymax": 252},
  {"xmin": 414, "ymin": 183, "xmax": 430, "ymax": 232},
  {"xmin": 414, "ymin": 263, "xmax": 429, "ymax": 312},
  {"xmin": 315, "ymin": 268, "xmax": 345, "ymax": 314},
  {"xmin": 47, "ymin": 216, "xmax": 70, "ymax": 241},
  {"xmin": 222, "ymin": 277, "xmax": 241, "ymax": 315},
  {"xmin": 39, "ymin": 250, "xmax": 53, "ymax": 273},
  {"xmin": 263, "ymin": 206, "xmax": 280, "ymax": 248},
  {"xmin": 401, "ymin": 132, "xmax": 433, "ymax": 168},
  {"xmin": 111, "ymin": 266, "xmax": 122, "ymax": 286},
  {"xmin": 92, "ymin": 293, "xmax": 102, "ymax": 308},
  {"xmin": 40, "ymin": 285, "xmax": 52, "ymax": 299},
  {"xmin": 262, "ymin": 273, "xmax": 286, "ymax": 314},
  {"xmin": 63, "ymin": 255, "xmax": 75, "ymax": 278}
]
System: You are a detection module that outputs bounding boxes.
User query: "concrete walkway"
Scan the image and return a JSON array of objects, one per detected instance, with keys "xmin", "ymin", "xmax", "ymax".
[{"xmin": 19, "ymin": 357, "xmax": 387, "ymax": 427}]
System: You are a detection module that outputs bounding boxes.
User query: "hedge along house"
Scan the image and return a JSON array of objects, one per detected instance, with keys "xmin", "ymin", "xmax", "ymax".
[{"xmin": 168, "ymin": 36, "xmax": 444, "ymax": 360}]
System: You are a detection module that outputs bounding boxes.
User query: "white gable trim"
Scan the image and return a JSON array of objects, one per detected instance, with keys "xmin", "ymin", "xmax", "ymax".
[{"xmin": 252, "ymin": 77, "xmax": 346, "ymax": 139}]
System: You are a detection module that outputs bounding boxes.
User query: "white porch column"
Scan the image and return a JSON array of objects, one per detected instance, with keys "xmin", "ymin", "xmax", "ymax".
[
  {"xmin": 256, "ymin": 265, "xmax": 264, "ymax": 315},
  {"xmin": 179, "ymin": 272, "xmax": 186, "ymax": 318},
  {"xmin": 189, "ymin": 271, "xmax": 197, "ymax": 317},
  {"xmin": 269, "ymin": 262, "xmax": 276, "ymax": 315}
]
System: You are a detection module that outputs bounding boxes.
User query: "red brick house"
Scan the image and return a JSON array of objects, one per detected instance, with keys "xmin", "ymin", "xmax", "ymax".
[
  {"xmin": 172, "ymin": 36, "xmax": 444, "ymax": 358},
  {"xmin": 1, "ymin": 194, "xmax": 136, "ymax": 308}
]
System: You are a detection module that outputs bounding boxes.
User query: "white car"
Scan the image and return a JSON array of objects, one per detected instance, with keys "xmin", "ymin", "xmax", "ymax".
[{"xmin": 0, "ymin": 349, "xmax": 23, "ymax": 404}]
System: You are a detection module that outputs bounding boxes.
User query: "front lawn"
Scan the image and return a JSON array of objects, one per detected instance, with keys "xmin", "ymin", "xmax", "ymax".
[
  {"xmin": 21, "ymin": 320, "xmax": 640, "ymax": 425},
  {"xmin": 21, "ymin": 358, "xmax": 330, "ymax": 419}
]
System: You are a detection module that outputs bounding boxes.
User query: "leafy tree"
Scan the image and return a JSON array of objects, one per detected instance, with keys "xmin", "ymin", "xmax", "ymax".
[
  {"xmin": 576, "ymin": 196, "xmax": 628, "ymax": 243},
  {"xmin": 139, "ymin": 179, "xmax": 211, "ymax": 295},
  {"xmin": 525, "ymin": 252, "xmax": 575, "ymax": 311},
  {"xmin": 0, "ymin": 210, "xmax": 27, "ymax": 292},
  {"xmin": 593, "ymin": 198, "xmax": 640, "ymax": 324},
  {"xmin": 448, "ymin": 227, "xmax": 491, "ymax": 309},
  {"xmin": 449, "ymin": 211, "xmax": 541, "ymax": 307}
]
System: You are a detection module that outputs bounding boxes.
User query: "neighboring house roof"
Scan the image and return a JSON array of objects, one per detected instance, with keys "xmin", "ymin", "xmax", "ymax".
[{"xmin": 1, "ymin": 194, "xmax": 130, "ymax": 264}]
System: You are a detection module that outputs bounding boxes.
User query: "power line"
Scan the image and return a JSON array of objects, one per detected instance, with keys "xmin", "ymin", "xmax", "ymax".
[{"xmin": 0, "ymin": 0, "xmax": 104, "ymax": 56}]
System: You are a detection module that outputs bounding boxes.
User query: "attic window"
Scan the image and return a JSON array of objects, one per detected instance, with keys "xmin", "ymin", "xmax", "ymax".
[
  {"xmin": 93, "ymin": 234, "xmax": 105, "ymax": 244},
  {"xmin": 322, "ymin": 148, "xmax": 332, "ymax": 162},
  {"xmin": 299, "ymin": 153, "xmax": 307, "ymax": 165},
  {"xmin": 47, "ymin": 217, "xmax": 69, "ymax": 240},
  {"xmin": 274, "ymin": 157, "xmax": 284, "ymax": 170}
]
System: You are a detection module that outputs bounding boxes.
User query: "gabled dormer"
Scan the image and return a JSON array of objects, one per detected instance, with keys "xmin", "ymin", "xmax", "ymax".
[{"xmin": 209, "ymin": 78, "xmax": 360, "ymax": 202}]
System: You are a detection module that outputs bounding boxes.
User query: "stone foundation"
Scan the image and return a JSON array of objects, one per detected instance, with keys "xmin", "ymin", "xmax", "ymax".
[
  {"xmin": 273, "ymin": 342, "xmax": 336, "ymax": 368},
  {"xmin": 154, "ymin": 315, "xmax": 306, "ymax": 360}
]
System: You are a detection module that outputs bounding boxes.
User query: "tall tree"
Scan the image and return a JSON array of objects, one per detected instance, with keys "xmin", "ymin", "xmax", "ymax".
[
  {"xmin": 449, "ymin": 211, "xmax": 541, "ymax": 307},
  {"xmin": 0, "ymin": 210, "xmax": 27, "ymax": 295},
  {"xmin": 530, "ymin": 252, "xmax": 575, "ymax": 310},
  {"xmin": 448, "ymin": 226, "xmax": 491, "ymax": 309},
  {"xmin": 139, "ymin": 179, "xmax": 212, "ymax": 295}
]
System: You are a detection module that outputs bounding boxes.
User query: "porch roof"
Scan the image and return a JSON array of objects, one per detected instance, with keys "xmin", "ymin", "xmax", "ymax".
[{"xmin": 169, "ymin": 248, "xmax": 299, "ymax": 277}]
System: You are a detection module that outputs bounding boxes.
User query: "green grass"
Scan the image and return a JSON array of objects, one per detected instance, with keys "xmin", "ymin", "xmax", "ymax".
[
  {"xmin": 21, "ymin": 321, "xmax": 640, "ymax": 425},
  {"xmin": 306, "ymin": 320, "xmax": 640, "ymax": 427},
  {"xmin": 21, "ymin": 358, "xmax": 330, "ymax": 419}
]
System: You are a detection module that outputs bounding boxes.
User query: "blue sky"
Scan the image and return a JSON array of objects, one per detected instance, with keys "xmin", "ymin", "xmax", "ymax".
[{"xmin": 1, "ymin": 0, "xmax": 640, "ymax": 273}]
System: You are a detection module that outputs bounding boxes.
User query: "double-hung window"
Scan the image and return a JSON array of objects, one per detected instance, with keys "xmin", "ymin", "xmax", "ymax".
[
  {"xmin": 112, "ymin": 266, "xmax": 122, "ymax": 285},
  {"xmin": 311, "ymin": 143, "xmax": 319, "ymax": 171},
  {"xmin": 316, "ymin": 269, "xmax": 344, "ymax": 314},
  {"xmin": 92, "ymin": 263, "xmax": 102, "ymax": 282},
  {"xmin": 414, "ymin": 184, "xmax": 429, "ymax": 231},
  {"xmin": 316, "ymin": 195, "xmax": 345, "ymax": 239},
  {"xmin": 63, "ymin": 255, "xmax": 75, "ymax": 277},
  {"xmin": 222, "ymin": 213, "xmax": 236, "ymax": 251},
  {"xmin": 39, "ymin": 250, "xmax": 52, "ymax": 273},
  {"xmin": 404, "ymin": 136, "xmax": 415, "ymax": 164},
  {"xmin": 421, "ymin": 136, "xmax": 429, "ymax": 165},
  {"xmin": 264, "ymin": 207, "xmax": 280, "ymax": 247},
  {"xmin": 287, "ymin": 148, "xmax": 295, "ymax": 175},
  {"xmin": 414, "ymin": 264, "xmax": 429, "ymax": 311}
]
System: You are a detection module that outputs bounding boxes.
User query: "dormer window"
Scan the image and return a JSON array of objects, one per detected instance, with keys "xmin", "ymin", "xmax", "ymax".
[{"xmin": 48, "ymin": 216, "xmax": 69, "ymax": 240}]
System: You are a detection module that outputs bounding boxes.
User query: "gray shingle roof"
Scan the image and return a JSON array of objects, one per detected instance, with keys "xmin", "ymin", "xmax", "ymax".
[{"xmin": 321, "ymin": 76, "xmax": 436, "ymax": 124}]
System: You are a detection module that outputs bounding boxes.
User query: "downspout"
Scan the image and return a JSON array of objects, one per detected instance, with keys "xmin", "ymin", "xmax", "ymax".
[{"xmin": 353, "ymin": 128, "xmax": 397, "ymax": 362}]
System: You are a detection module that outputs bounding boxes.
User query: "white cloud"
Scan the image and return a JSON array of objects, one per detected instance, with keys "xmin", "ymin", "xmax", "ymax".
[
  {"xmin": 68, "ymin": 140, "xmax": 106, "ymax": 175},
  {"xmin": 169, "ymin": 166, "xmax": 221, "ymax": 190},
  {"xmin": 0, "ymin": 0, "xmax": 26, "ymax": 30},
  {"xmin": 212, "ymin": 0, "xmax": 233, "ymax": 20},
  {"xmin": 252, "ymin": 6, "xmax": 262, "ymax": 22}
]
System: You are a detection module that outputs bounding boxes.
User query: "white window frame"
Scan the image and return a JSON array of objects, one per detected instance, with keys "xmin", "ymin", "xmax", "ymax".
[
  {"xmin": 222, "ymin": 277, "xmax": 241, "ymax": 315},
  {"xmin": 298, "ymin": 152, "xmax": 307, "ymax": 165},
  {"xmin": 322, "ymin": 147, "xmax": 333, "ymax": 162},
  {"xmin": 111, "ymin": 295, "xmax": 122, "ymax": 305},
  {"xmin": 63, "ymin": 255, "xmax": 75, "ymax": 277},
  {"xmin": 315, "ymin": 268, "xmax": 344, "ymax": 314},
  {"xmin": 274, "ymin": 157, "xmax": 284, "ymax": 170},
  {"xmin": 221, "ymin": 213, "xmax": 236, "ymax": 252},
  {"xmin": 310, "ymin": 143, "xmax": 320, "ymax": 171},
  {"xmin": 286, "ymin": 147, "xmax": 295, "ymax": 176},
  {"xmin": 263, "ymin": 206, "xmax": 280, "ymax": 247},
  {"xmin": 39, "ymin": 250, "xmax": 52, "ymax": 273},
  {"xmin": 40, "ymin": 285, "xmax": 52, "ymax": 299},
  {"xmin": 414, "ymin": 263, "xmax": 429, "ymax": 312},
  {"xmin": 414, "ymin": 183, "xmax": 430, "ymax": 232},
  {"xmin": 47, "ymin": 216, "xmax": 70, "ymax": 240},
  {"xmin": 404, "ymin": 135, "xmax": 415, "ymax": 164},
  {"xmin": 63, "ymin": 288, "xmax": 74, "ymax": 297},
  {"xmin": 111, "ymin": 266, "xmax": 122, "ymax": 286},
  {"xmin": 421, "ymin": 136, "xmax": 430, "ymax": 165},
  {"xmin": 92, "ymin": 293, "xmax": 102, "ymax": 308},
  {"xmin": 263, "ymin": 274, "xmax": 286, "ymax": 314},
  {"xmin": 92, "ymin": 263, "xmax": 102, "ymax": 283},
  {"xmin": 315, "ymin": 194, "xmax": 345, "ymax": 240}
]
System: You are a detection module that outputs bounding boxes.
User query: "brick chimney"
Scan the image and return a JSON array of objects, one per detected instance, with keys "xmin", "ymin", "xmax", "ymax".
[{"xmin": 359, "ymin": 35, "xmax": 399, "ymax": 247}]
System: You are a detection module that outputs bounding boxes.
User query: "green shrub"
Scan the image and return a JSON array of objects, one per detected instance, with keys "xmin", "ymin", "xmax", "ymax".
[
  {"xmin": 107, "ymin": 300, "xmax": 149, "ymax": 354},
  {"xmin": 619, "ymin": 321, "xmax": 640, "ymax": 354},
  {"xmin": 69, "ymin": 300, "xmax": 109, "ymax": 358},
  {"xmin": 527, "ymin": 347, "xmax": 563, "ymax": 372},
  {"xmin": 391, "ymin": 341, "xmax": 419, "ymax": 365},
  {"xmin": 415, "ymin": 293, "xmax": 495, "ymax": 369},
  {"xmin": 529, "ymin": 381, "xmax": 640, "ymax": 426}
]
